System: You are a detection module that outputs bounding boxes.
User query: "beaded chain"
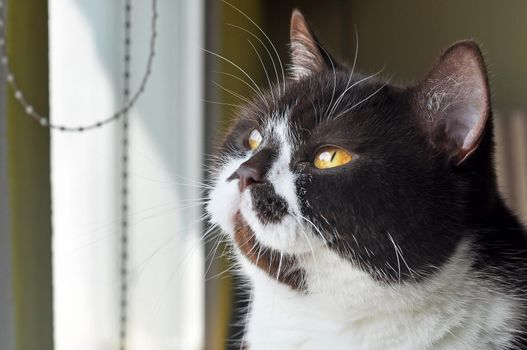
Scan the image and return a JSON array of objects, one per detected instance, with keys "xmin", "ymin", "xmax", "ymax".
[
  {"xmin": 0, "ymin": 0, "xmax": 158, "ymax": 132},
  {"xmin": 119, "ymin": 1, "xmax": 132, "ymax": 349}
]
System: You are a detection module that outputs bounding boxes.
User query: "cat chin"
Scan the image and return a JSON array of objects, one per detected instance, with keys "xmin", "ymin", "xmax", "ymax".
[{"xmin": 239, "ymin": 191, "xmax": 322, "ymax": 255}]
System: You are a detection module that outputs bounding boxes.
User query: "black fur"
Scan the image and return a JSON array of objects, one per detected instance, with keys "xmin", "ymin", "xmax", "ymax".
[{"xmin": 251, "ymin": 183, "xmax": 288, "ymax": 224}]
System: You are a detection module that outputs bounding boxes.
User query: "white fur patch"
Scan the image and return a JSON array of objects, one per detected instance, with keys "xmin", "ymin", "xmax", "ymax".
[
  {"xmin": 244, "ymin": 241, "xmax": 521, "ymax": 350},
  {"xmin": 206, "ymin": 154, "xmax": 248, "ymax": 235}
]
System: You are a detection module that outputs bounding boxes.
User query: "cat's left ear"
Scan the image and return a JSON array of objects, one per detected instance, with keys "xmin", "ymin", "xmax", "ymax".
[
  {"xmin": 289, "ymin": 10, "xmax": 332, "ymax": 80},
  {"xmin": 413, "ymin": 41, "xmax": 490, "ymax": 165}
]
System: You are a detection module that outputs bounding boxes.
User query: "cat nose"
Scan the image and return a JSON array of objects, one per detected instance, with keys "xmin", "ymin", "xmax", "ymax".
[
  {"xmin": 228, "ymin": 148, "xmax": 275, "ymax": 192},
  {"xmin": 235, "ymin": 163, "xmax": 264, "ymax": 192}
]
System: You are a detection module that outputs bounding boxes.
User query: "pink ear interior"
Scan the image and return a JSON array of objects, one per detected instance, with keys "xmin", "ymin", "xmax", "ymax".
[
  {"xmin": 289, "ymin": 10, "xmax": 325, "ymax": 79},
  {"xmin": 414, "ymin": 41, "xmax": 490, "ymax": 165}
]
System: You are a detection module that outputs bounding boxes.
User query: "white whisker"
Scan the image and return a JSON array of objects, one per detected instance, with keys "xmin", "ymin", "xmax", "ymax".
[
  {"xmin": 213, "ymin": 70, "xmax": 266, "ymax": 102},
  {"xmin": 212, "ymin": 81, "xmax": 252, "ymax": 104},
  {"xmin": 227, "ymin": 22, "xmax": 281, "ymax": 95},
  {"xmin": 202, "ymin": 48, "xmax": 268, "ymax": 104},
  {"xmin": 326, "ymin": 27, "xmax": 359, "ymax": 118},
  {"xmin": 247, "ymin": 39, "xmax": 275, "ymax": 105},
  {"xmin": 319, "ymin": 45, "xmax": 337, "ymax": 120},
  {"xmin": 222, "ymin": 0, "xmax": 286, "ymax": 94},
  {"xmin": 276, "ymin": 252, "xmax": 284, "ymax": 283},
  {"xmin": 334, "ymin": 73, "xmax": 390, "ymax": 119}
]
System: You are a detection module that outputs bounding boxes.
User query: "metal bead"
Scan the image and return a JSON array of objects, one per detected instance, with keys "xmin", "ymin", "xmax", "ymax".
[
  {"xmin": 14, "ymin": 90, "xmax": 22, "ymax": 100},
  {"xmin": 39, "ymin": 118, "xmax": 48, "ymax": 126},
  {"xmin": 6, "ymin": 73, "xmax": 13, "ymax": 82},
  {"xmin": 25, "ymin": 105, "xmax": 33, "ymax": 114}
]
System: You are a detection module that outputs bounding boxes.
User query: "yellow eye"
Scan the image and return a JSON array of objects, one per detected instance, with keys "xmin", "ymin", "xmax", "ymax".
[
  {"xmin": 314, "ymin": 146, "xmax": 353, "ymax": 169},
  {"xmin": 248, "ymin": 129, "xmax": 262, "ymax": 150}
]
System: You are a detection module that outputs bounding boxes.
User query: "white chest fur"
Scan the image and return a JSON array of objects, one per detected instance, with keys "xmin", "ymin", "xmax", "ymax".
[{"xmin": 239, "ymin": 243, "xmax": 520, "ymax": 350}]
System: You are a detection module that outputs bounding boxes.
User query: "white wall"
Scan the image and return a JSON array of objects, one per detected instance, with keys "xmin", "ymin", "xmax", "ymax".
[{"xmin": 50, "ymin": 0, "xmax": 204, "ymax": 349}]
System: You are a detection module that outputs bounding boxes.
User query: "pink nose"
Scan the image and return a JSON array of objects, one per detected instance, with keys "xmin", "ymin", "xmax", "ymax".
[
  {"xmin": 227, "ymin": 148, "xmax": 274, "ymax": 192},
  {"xmin": 235, "ymin": 163, "xmax": 264, "ymax": 191}
]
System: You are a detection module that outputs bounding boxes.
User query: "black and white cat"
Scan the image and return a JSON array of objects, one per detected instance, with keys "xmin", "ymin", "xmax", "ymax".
[{"xmin": 207, "ymin": 10, "xmax": 527, "ymax": 350}]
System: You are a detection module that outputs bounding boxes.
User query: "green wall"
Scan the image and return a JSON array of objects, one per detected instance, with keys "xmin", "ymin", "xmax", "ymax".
[
  {"xmin": 6, "ymin": 0, "xmax": 53, "ymax": 349},
  {"xmin": 263, "ymin": 0, "xmax": 527, "ymax": 112},
  {"xmin": 349, "ymin": 0, "xmax": 527, "ymax": 112}
]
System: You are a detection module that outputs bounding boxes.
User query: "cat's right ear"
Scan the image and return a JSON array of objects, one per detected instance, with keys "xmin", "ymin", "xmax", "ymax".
[
  {"xmin": 413, "ymin": 41, "xmax": 490, "ymax": 165},
  {"xmin": 289, "ymin": 10, "xmax": 328, "ymax": 80}
]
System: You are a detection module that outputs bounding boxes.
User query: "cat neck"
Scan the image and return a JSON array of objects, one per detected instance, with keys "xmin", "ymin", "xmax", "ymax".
[{"xmin": 241, "ymin": 239, "xmax": 521, "ymax": 350}]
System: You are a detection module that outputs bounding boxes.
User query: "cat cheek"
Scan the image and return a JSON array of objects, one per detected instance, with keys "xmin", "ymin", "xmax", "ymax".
[
  {"xmin": 206, "ymin": 158, "xmax": 248, "ymax": 235},
  {"xmin": 206, "ymin": 181, "xmax": 240, "ymax": 235}
]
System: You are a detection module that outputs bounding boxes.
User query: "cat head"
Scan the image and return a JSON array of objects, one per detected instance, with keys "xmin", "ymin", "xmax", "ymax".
[{"xmin": 207, "ymin": 10, "xmax": 494, "ymax": 290}]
